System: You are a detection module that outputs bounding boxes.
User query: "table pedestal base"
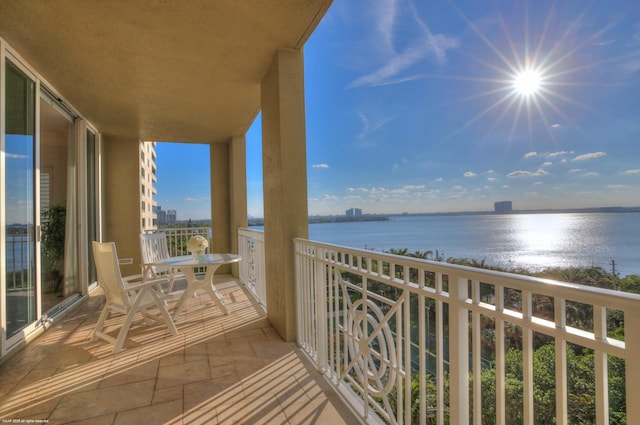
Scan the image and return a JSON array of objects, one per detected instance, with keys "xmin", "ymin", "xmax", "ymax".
[{"xmin": 172, "ymin": 265, "xmax": 229, "ymax": 318}]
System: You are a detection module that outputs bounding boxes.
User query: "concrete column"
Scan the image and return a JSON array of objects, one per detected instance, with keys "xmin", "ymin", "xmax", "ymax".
[
  {"xmin": 102, "ymin": 135, "xmax": 141, "ymax": 276},
  {"xmin": 261, "ymin": 48, "xmax": 309, "ymax": 341},
  {"xmin": 230, "ymin": 135, "xmax": 248, "ymax": 276},
  {"xmin": 210, "ymin": 142, "xmax": 231, "ymax": 255}
]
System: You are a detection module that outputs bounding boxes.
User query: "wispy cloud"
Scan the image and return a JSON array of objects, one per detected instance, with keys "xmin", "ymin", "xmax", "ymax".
[
  {"xmin": 572, "ymin": 151, "xmax": 606, "ymax": 161},
  {"xmin": 524, "ymin": 151, "xmax": 538, "ymax": 159},
  {"xmin": 623, "ymin": 168, "xmax": 640, "ymax": 175},
  {"xmin": 348, "ymin": 0, "xmax": 459, "ymax": 88},
  {"xmin": 184, "ymin": 197, "xmax": 210, "ymax": 202},
  {"xmin": 507, "ymin": 169, "xmax": 549, "ymax": 178},
  {"xmin": 312, "ymin": 163, "xmax": 330, "ymax": 169},
  {"xmin": 616, "ymin": 27, "xmax": 640, "ymax": 78},
  {"xmin": 356, "ymin": 112, "xmax": 393, "ymax": 139},
  {"xmin": 463, "ymin": 171, "xmax": 476, "ymax": 177},
  {"xmin": 5, "ymin": 153, "xmax": 28, "ymax": 159}
]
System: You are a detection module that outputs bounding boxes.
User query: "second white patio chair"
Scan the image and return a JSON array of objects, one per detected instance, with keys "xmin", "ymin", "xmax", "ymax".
[
  {"xmin": 140, "ymin": 232, "xmax": 184, "ymax": 293},
  {"xmin": 91, "ymin": 241, "xmax": 178, "ymax": 354}
]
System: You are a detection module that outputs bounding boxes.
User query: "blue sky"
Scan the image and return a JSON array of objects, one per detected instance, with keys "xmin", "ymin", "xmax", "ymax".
[{"xmin": 157, "ymin": 0, "xmax": 640, "ymax": 220}]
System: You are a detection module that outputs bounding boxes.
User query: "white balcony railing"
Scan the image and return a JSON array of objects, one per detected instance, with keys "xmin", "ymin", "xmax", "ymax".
[
  {"xmin": 295, "ymin": 238, "xmax": 640, "ymax": 425},
  {"xmin": 237, "ymin": 228, "xmax": 267, "ymax": 309},
  {"xmin": 156, "ymin": 227, "xmax": 211, "ymax": 257}
]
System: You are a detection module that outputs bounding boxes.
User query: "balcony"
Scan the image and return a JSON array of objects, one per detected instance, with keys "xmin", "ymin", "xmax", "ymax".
[
  {"xmin": 2, "ymin": 228, "xmax": 639, "ymax": 424},
  {"xmin": 0, "ymin": 276, "xmax": 356, "ymax": 424}
]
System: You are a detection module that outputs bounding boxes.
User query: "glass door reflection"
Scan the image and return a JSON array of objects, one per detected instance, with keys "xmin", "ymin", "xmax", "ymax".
[{"xmin": 4, "ymin": 60, "xmax": 37, "ymax": 338}]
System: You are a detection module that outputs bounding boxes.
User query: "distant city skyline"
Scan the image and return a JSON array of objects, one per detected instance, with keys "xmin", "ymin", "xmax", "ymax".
[{"xmin": 156, "ymin": 0, "xmax": 640, "ymax": 220}]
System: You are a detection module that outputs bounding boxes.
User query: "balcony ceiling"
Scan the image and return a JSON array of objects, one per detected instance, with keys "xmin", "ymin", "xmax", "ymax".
[{"xmin": 0, "ymin": 0, "xmax": 332, "ymax": 143}]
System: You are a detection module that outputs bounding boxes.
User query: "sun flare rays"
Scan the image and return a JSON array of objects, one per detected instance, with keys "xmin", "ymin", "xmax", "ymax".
[{"xmin": 433, "ymin": 0, "xmax": 620, "ymax": 147}]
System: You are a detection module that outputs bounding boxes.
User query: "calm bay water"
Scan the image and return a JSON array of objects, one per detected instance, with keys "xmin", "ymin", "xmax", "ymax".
[{"xmin": 303, "ymin": 212, "xmax": 640, "ymax": 276}]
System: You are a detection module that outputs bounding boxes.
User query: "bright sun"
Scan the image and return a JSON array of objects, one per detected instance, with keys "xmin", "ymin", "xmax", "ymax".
[{"xmin": 513, "ymin": 68, "xmax": 543, "ymax": 96}]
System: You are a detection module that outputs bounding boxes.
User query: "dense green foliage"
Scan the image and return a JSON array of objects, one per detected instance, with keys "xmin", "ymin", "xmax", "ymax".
[{"xmin": 376, "ymin": 248, "xmax": 636, "ymax": 423}]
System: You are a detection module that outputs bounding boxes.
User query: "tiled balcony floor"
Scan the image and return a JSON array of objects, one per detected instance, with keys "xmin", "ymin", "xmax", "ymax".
[{"xmin": 0, "ymin": 277, "xmax": 357, "ymax": 424}]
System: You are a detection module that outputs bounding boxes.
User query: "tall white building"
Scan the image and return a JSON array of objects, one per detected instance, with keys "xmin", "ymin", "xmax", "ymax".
[{"xmin": 140, "ymin": 141, "xmax": 158, "ymax": 231}]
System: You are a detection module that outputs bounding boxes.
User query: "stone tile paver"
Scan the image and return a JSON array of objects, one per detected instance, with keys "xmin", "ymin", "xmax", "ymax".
[{"xmin": 0, "ymin": 277, "xmax": 357, "ymax": 425}]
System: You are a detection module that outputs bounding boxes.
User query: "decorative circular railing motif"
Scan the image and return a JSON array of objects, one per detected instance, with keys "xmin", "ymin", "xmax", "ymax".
[{"xmin": 346, "ymin": 298, "xmax": 397, "ymax": 396}]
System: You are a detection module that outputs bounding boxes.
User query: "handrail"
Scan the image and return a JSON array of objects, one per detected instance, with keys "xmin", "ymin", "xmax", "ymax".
[
  {"xmin": 237, "ymin": 227, "xmax": 266, "ymax": 309},
  {"xmin": 295, "ymin": 237, "xmax": 640, "ymax": 425},
  {"xmin": 154, "ymin": 227, "xmax": 211, "ymax": 257}
]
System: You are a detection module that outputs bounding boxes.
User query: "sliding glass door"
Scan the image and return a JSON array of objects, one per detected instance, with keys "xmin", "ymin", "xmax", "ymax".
[
  {"xmin": 86, "ymin": 128, "xmax": 98, "ymax": 284},
  {"xmin": 4, "ymin": 60, "xmax": 37, "ymax": 338},
  {"xmin": 39, "ymin": 88, "xmax": 75, "ymax": 312}
]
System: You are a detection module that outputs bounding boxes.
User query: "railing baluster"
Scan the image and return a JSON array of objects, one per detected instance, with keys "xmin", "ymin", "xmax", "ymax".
[
  {"xmin": 555, "ymin": 297, "xmax": 568, "ymax": 424},
  {"xmin": 626, "ymin": 307, "xmax": 640, "ymax": 425},
  {"xmin": 449, "ymin": 275, "xmax": 470, "ymax": 425},
  {"xmin": 289, "ymin": 238, "xmax": 640, "ymax": 425},
  {"xmin": 471, "ymin": 280, "xmax": 482, "ymax": 425},
  {"xmin": 495, "ymin": 284, "xmax": 506, "ymax": 425},
  {"xmin": 594, "ymin": 305, "xmax": 608, "ymax": 425},
  {"xmin": 522, "ymin": 290, "xmax": 534, "ymax": 425}
]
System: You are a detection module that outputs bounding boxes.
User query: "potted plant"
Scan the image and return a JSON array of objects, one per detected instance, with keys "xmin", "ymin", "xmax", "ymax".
[{"xmin": 41, "ymin": 205, "xmax": 66, "ymax": 292}]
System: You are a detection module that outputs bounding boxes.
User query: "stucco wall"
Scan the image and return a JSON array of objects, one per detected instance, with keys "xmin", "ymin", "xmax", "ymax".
[{"xmin": 102, "ymin": 135, "xmax": 141, "ymax": 276}]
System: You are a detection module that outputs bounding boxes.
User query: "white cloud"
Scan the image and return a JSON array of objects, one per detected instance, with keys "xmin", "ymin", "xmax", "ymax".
[
  {"xmin": 463, "ymin": 171, "xmax": 476, "ymax": 177},
  {"xmin": 312, "ymin": 163, "xmax": 330, "ymax": 169},
  {"xmin": 583, "ymin": 172, "xmax": 600, "ymax": 177},
  {"xmin": 623, "ymin": 169, "xmax": 640, "ymax": 175},
  {"xmin": 548, "ymin": 151, "xmax": 572, "ymax": 157},
  {"xmin": 524, "ymin": 151, "xmax": 538, "ymax": 159},
  {"xmin": 507, "ymin": 168, "xmax": 548, "ymax": 178},
  {"xmin": 434, "ymin": 177, "xmax": 443, "ymax": 182},
  {"xmin": 487, "ymin": 177, "xmax": 496, "ymax": 181},
  {"xmin": 184, "ymin": 197, "xmax": 210, "ymax": 202},
  {"xmin": 572, "ymin": 151, "xmax": 606, "ymax": 161},
  {"xmin": 542, "ymin": 162, "xmax": 553, "ymax": 167},
  {"xmin": 568, "ymin": 168, "xmax": 583, "ymax": 174},
  {"xmin": 347, "ymin": 187, "xmax": 370, "ymax": 193},
  {"xmin": 5, "ymin": 153, "xmax": 28, "ymax": 159},
  {"xmin": 551, "ymin": 123, "xmax": 562, "ymax": 128}
]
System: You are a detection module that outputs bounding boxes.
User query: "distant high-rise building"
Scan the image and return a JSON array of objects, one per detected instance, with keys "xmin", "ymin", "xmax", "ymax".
[
  {"xmin": 346, "ymin": 208, "xmax": 363, "ymax": 217},
  {"xmin": 167, "ymin": 209, "xmax": 177, "ymax": 223},
  {"xmin": 155, "ymin": 205, "xmax": 167, "ymax": 224},
  {"xmin": 494, "ymin": 201, "xmax": 513, "ymax": 213},
  {"xmin": 140, "ymin": 141, "xmax": 158, "ymax": 231}
]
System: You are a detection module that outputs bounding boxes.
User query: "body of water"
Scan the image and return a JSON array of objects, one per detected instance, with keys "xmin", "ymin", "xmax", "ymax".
[{"xmin": 302, "ymin": 212, "xmax": 640, "ymax": 276}]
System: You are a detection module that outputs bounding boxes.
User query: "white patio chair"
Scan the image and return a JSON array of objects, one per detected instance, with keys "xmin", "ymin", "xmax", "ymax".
[
  {"xmin": 91, "ymin": 241, "xmax": 178, "ymax": 354},
  {"xmin": 139, "ymin": 232, "xmax": 184, "ymax": 293}
]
